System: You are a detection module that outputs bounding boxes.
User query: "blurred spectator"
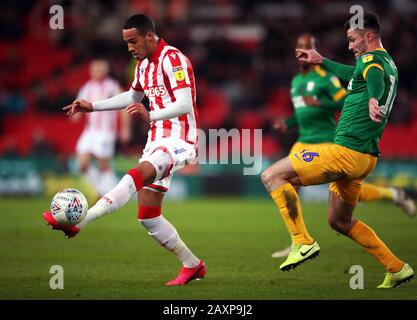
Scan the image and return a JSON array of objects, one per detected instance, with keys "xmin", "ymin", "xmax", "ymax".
[
  {"xmin": 2, "ymin": 138, "xmax": 20, "ymax": 159},
  {"xmin": 0, "ymin": 89, "xmax": 27, "ymax": 115},
  {"xmin": 1, "ymin": 0, "xmax": 417, "ymax": 158},
  {"xmin": 29, "ymin": 127, "xmax": 55, "ymax": 158}
]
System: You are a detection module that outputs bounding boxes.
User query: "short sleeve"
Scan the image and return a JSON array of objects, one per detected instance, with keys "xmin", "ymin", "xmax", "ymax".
[
  {"xmin": 131, "ymin": 63, "xmax": 143, "ymax": 92},
  {"xmin": 162, "ymin": 50, "xmax": 191, "ymax": 91},
  {"xmin": 358, "ymin": 54, "xmax": 384, "ymax": 80}
]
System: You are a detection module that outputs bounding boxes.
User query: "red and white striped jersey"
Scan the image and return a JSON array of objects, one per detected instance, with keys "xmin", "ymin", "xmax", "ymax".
[
  {"xmin": 131, "ymin": 39, "xmax": 199, "ymax": 145},
  {"xmin": 78, "ymin": 78, "xmax": 121, "ymax": 135}
]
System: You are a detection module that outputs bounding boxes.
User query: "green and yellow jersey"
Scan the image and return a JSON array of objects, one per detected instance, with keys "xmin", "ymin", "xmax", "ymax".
[
  {"xmin": 333, "ymin": 49, "xmax": 398, "ymax": 156},
  {"xmin": 286, "ymin": 66, "xmax": 346, "ymax": 144}
]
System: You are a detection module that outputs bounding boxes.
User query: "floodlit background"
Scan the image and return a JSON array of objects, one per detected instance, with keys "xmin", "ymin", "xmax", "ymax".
[
  {"xmin": 0, "ymin": 0, "xmax": 416, "ymax": 299},
  {"xmin": 1, "ymin": 0, "xmax": 416, "ymax": 198}
]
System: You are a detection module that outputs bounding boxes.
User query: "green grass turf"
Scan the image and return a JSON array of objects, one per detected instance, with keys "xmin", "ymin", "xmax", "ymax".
[{"xmin": 0, "ymin": 197, "xmax": 416, "ymax": 300}]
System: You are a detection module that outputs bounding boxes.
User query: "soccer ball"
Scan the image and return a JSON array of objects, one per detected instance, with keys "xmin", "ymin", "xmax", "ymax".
[{"xmin": 50, "ymin": 188, "xmax": 88, "ymax": 226}]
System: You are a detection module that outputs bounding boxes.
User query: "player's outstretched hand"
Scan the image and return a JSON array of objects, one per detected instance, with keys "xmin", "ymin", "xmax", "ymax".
[
  {"xmin": 63, "ymin": 99, "xmax": 93, "ymax": 116},
  {"xmin": 272, "ymin": 119, "xmax": 287, "ymax": 133},
  {"xmin": 295, "ymin": 49, "xmax": 323, "ymax": 65},
  {"xmin": 369, "ymin": 98, "xmax": 384, "ymax": 123},
  {"xmin": 126, "ymin": 103, "xmax": 150, "ymax": 122}
]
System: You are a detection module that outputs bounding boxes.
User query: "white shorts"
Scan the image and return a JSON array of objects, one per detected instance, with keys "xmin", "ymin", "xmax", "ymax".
[
  {"xmin": 76, "ymin": 130, "xmax": 116, "ymax": 159},
  {"xmin": 139, "ymin": 138, "xmax": 197, "ymax": 193}
]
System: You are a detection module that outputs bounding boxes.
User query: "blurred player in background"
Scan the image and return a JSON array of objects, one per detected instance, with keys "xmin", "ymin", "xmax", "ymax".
[
  {"xmin": 43, "ymin": 14, "xmax": 205, "ymax": 286},
  {"xmin": 262, "ymin": 12, "xmax": 414, "ymax": 288},
  {"xmin": 271, "ymin": 33, "xmax": 415, "ymax": 258},
  {"xmin": 74, "ymin": 59, "xmax": 131, "ymax": 200}
]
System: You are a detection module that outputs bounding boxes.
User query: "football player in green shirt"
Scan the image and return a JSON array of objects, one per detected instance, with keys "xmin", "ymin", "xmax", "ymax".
[
  {"xmin": 271, "ymin": 34, "xmax": 415, "ymax": 259},
  {"xmin": 262, "ymin": 12, "xmax": 413, "ymax": 288}
]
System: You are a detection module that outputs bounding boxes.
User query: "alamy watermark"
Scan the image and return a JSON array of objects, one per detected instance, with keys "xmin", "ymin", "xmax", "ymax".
[
  {"xmin": 49, "ymin": 5, "xmax": 64, "ymax": 30},
  {"xmin": 349, "ymin": 265, "xmax": 364, "ymax": 289},
  {"xmin": 49, "ymin": 265, "xmax": 64, "ymax": 290},
  {"xmin": 195, "ymin": 128, "xmax": 263, "ymax": 175},
  {"xmin": 349, "ymin": 5, "xmax": 364, "ymax": 29}
]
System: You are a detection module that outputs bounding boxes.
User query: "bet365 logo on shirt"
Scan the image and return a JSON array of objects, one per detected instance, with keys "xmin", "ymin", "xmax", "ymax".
[{"xmin": 145, "ymin": 85, "xmax": 167, "ymax": 98}]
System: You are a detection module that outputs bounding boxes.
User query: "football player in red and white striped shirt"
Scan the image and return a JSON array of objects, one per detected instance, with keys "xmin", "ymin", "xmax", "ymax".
[
  {"xmin": 44, "ymin": 14, "xmax": 205, "ymax": 286},
  {"xmin": 74, "ymin": 59, "xmax": 131, "ymax": 198}
]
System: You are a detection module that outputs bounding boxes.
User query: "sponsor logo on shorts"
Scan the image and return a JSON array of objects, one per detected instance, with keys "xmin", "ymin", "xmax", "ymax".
[
  {"xmin": 301, "ymin": 150, "xmax": 320, "ymax": 162},
  {"xmin": 174, "ymin": 148, "xmax": 186, "ymax": 154},
  {"xmin": 294, "ymin": 149, "xmax": 320, "ymax": 162}
]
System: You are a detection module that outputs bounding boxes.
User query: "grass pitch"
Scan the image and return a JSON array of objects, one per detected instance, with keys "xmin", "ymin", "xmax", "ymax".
[{"xmin": 0, "ymin": 197, "xmax": 416, "ymax": 300}]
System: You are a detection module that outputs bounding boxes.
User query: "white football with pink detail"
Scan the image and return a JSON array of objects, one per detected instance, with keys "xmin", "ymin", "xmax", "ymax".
[{"xmin": 50, "ymin": 188, "xmax": 88, "ymax": 226}]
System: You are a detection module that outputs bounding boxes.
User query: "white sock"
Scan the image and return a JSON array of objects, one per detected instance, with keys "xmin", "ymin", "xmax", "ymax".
[
  {"xmin": 76, "ymin": 174, "xmax": 137, "ymax": 229},
  {"xmin": 97, "ymin": 169, "xmax": 118, "ymax": 196},
  {"xmin": 139, "ymin": 215, "xmax": 200, "ymax": 268}
]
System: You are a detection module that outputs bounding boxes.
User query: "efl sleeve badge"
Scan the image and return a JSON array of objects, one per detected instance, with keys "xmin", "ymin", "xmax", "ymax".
[{"xmin": 173, "ymin": 66, "xmax": 185, "ymax": 81}]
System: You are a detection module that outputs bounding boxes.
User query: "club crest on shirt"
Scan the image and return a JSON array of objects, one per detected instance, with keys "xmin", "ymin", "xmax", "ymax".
[
  {"xmin": 173, "ymin": 66, "xmax": 185, "ymax": 81},
  {"xmin": 362, "ymin": 54, "xmax": 374, "ymax": 63}
]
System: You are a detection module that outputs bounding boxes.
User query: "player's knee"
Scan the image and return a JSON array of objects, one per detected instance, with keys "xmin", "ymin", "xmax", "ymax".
[
  {"xmin": 328, "ymin": 216, "xmax": 350, "ymax": 235},
  {"xmin": 132, "ymin": 162, "xmax": 157, "ymax": 186},
  {"xmin": 261, "ymin": 167, "xmax": 274, "ymax": 185},
  {"xmin": 261, "ymin": 167, "xmax": 286, "ymax": 187}
]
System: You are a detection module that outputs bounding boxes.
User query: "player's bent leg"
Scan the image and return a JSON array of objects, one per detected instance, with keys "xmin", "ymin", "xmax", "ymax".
[
  {"xmin": 359, "ymin": 183, "xmax": 395, "ymax": 202},
  {"xmin": 137, "ymin": 189, "xmax": 205, "ymax": 286},
  {"xmin": 74, "ymin": 161, "xmax": 156, "ymax": 231},
  {"xmin": 327, "ymin": 190, "xmax": 357, "ymax": 235},
  {"xmin": 43, "ymin": 162, "xmax": 156, "ymax": 237},
  {"xmin": 261, "ymin": 157, "xmax": 319, "ymax": 270},
  {"xmin": 359, "ymin": 183, "xmax": 415, "ymax": 217},
  {"xmin": 261, "ymin": 157, "xmax": 302, "ymax": 192},
  {"xmin": 329, "ymin": 188, "xmax": 413, "ymax": 288}
]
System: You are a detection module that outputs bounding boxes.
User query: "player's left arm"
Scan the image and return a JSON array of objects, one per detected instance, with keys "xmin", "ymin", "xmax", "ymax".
[
  {"xmin": 361, "ymin": 55, "xmax": 386, "ymax": 123},
  {"xmin": 366, "ymin": 67, "xmax": 385, "ymax": 123},
  {"xmin": 126, "ymin": 87, "xmax": 192, "ymax": 121}
]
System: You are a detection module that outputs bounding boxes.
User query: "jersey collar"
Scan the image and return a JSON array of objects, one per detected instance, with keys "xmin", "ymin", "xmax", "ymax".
[
  {"xmin": 374, "ymin": 47, "xmax": 386, "ymax": 52},
  {"xmin": 149, "ymin": 38, "xmax": 167, "ymax": 62}
]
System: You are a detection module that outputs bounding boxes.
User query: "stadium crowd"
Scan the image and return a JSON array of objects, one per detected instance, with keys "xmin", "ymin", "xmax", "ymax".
[{"xmin": 1, "ymin": 0, "xmax": 417, "ymax": 159}]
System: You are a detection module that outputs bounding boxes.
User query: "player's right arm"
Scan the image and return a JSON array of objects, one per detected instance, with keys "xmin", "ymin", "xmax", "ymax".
[
  {"xmin": 63, "ymin": 63, "xmax": 145, "ymax": 117},
  {"xmin": 63, "ymin": 88, "xmax": 145, "ymax": 116},
  {"xmin": 295, "ymin": 49, "xmax": 354, "ymax": 81}
]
